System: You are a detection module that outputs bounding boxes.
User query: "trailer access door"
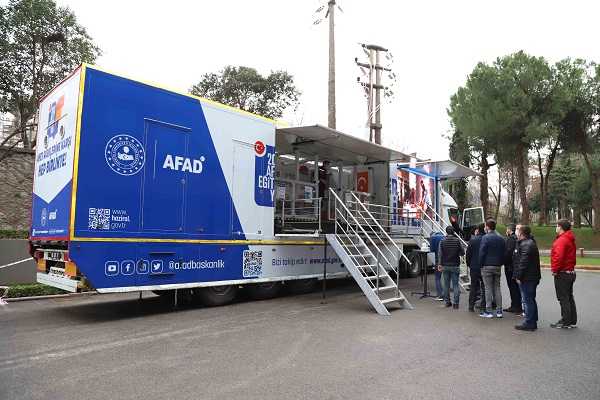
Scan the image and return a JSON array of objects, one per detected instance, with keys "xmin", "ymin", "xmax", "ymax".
[{"xmin": 142, "ymin": 119, "xmax": 190, "ymax": 232}]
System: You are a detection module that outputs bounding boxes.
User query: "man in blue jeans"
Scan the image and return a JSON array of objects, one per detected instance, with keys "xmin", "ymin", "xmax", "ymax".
[
  {"xmin": 479, "ymin": 219, "xmax": 505, "ymax": 318},
  {"xmin": 512, "ymin": 225, "xmax": 541, "ymax": 331},
  {"xmin": 437, "ymin": 226, "xmax": 464, "ymax": 309},
  {"xmin": 429, "ymin": 231, "xmax": 445, "ymax": 301}
]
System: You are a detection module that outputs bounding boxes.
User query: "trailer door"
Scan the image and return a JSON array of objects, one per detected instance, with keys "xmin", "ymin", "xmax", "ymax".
[
  {"xmin": 142, "ymin": 120, "xmax": 190, "ymax": 232},
  {"xmin": 231, "ymin": 141, "xmax": 263, "ymax": 237}
]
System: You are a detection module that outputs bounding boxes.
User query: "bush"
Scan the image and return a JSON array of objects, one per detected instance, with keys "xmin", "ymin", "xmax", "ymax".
[
  {"xmin": 4, "ymin": 284, "xmax": 68, "ymax": 298},
  {"xmin": 0, "ymin": 229, "xmax": 29, "ymax": 239},
  {"xmin": 2, "ymin": 283, "xmax": 95, "ymax": 298}
]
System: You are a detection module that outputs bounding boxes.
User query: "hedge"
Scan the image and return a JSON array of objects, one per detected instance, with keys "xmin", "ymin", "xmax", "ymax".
[
  {"xmin": 0, "ymin": 230, "xmax": 29, "ymax": 239},
  {"xmin": 3, "ymin": 283, "xmax": 94, "ymax": 298},
  {"xmin": 4, "ymin": 283, "xmax": 68, "ymax": 298}
]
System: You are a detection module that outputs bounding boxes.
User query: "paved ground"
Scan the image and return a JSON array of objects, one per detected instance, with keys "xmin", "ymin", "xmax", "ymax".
[{"xmin": 1, "ymin": 270, "xmax": 599, "ymax": 400}]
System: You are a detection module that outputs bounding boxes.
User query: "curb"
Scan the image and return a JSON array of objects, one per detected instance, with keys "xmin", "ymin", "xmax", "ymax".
[
  {"xmin": 3, "ymin": 291, "xmax": 98, "ymax": 303},
  {"xmin": 540, "ymin": 263, "xmax": 600, "ymax": 271}
]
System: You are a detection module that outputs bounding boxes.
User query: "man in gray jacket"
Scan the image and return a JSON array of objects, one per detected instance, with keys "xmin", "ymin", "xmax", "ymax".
[{"xmin": 479, "ymin": 219, "xmax": 505, "ymax": 318}]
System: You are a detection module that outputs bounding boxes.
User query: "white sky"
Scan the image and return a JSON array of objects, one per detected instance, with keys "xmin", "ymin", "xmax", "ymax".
[{"xmin": 23, "ymin": 0, "xmax": 600, "ymax": 160}]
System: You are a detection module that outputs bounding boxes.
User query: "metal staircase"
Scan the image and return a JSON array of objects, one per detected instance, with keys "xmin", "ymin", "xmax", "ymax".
[
  {"xmin": 415, "ymin": 205, "xmax": 471, "ymax": 293},
  {"xmin": 326, "ymin": 189, "xmax": 413, "ymax": 315}
]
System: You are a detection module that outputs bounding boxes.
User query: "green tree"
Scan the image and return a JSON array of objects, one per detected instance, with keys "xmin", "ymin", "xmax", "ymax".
[
  {"xmin": 558, "ymin": 61, "xmax": 600, "ymax": 232},
  {"xmin": 449, "ymin": 51, "xmax": 557, "ymax": 224},
  {"xmin": 449, "ymin": 62, "xmax": 502, "ymax": 218},
  {"xmin": 0, "ymin": 0, "xmax": 101, "ymax": 157},
  {"xmin": 448, "ymin": 129, "xmax": 470, "ymax": 212},
  {"xmin": 189, "ymin": 66, "xmax": 301, "ymax": 120}
]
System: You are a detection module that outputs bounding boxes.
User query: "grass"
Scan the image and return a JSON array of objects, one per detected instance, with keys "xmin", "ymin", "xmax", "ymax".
[
  {"xmin": 540, "ymin": 256, "xmax": 600, "ymax": 267},
  {"xmin": 496, "ymin": 225, "xmax": 599, "ymax": 250}
]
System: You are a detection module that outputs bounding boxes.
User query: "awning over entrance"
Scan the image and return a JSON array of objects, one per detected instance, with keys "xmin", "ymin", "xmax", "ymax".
[
  {"xmin": 276, "ymin": 124, "xmax": 413, "ymax": 165},
  {"xmin": 398, "ymin": 160, "xmax": 481, "ymax": 179}
]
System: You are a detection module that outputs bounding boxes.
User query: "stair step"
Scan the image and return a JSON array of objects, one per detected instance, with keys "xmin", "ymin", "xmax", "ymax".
[
  {"xmin": 366, "ymin": 275, "xmax": 388, "ymax": 280},
  {"xmin": 348, "ymin": 254, "xmax": 375, "ymax": 259},
  {"xmin": 380, "ymin": 297, "xmax": 405, "ymax": 305},
  {"xmin": 357, "ymin": 264, "xmax": 378, "ymax": 269},
  {"xmin": 372, "ymin": 285, "xmax": 397, "ymax": 292}
]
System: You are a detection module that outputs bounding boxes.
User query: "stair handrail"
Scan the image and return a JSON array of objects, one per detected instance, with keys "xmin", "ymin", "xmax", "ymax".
[
  {"xmin": 331, "ymin": 202, "xmax": 385, "ymax": 292},
  {"xmin": 329, "ymin": 189, "xmax": 396, "ymax": 273},
  {"xmin": 415, "ymin": 204, "xmax": 469, "ymax": 268},
  {"xmin": 349, "ymin": 191, "xmax": 411, "ymax": 266}
]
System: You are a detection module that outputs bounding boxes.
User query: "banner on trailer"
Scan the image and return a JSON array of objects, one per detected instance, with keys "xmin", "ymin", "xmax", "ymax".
[{"xmin": 30, "ymin": 69, "xmax": 81, "ymax": 238}]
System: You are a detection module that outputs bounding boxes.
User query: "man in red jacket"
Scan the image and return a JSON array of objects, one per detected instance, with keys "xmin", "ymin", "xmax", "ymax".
[{"xmin": 550, "ymin": 219, "xmax": 577, "ymax": 329}]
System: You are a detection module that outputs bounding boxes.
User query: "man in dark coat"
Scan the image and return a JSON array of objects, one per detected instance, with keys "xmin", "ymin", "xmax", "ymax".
[
  {"xmin": 503, "ymin": 223, "xmax": 523, "ymax": 313},
  {"xmin": 466, "ymin": 222, "xmax": 486, "ymax": 312},
  {"xmin": 513, "ymin": 225, "xmax": 541, "ymax": 331},
  {"xmin": 438, "ymin": 226, "xmax": 464, "ymax": 309}
]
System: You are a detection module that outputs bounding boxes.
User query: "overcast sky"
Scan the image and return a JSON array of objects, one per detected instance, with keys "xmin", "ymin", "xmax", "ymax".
[{"xmin": 30, "ymin": 0, "xmax": 600, "ymax": 160}]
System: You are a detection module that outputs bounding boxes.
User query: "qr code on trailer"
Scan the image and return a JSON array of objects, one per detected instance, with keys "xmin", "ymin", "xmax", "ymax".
[
  {"xmin": 88, "ymin": 208, "xmax": 111, "ymax": 230},
  {"xmin": 243, "ymin": 250, "xmax": 262, "ymax": 277}
]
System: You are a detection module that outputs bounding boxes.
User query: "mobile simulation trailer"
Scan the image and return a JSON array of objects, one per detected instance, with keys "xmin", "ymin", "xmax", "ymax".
[{"xmin": 30, "ymin": 64, "xmax": 480, "ymax": 315}]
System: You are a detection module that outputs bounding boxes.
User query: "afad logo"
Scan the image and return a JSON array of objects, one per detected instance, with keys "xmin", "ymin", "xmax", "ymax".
[{"xmin": 105, "ymin": 135, "xmax": 145, "ymax": 176}]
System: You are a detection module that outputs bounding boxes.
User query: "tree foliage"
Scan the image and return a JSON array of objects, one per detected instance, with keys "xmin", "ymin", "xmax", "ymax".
[
  {"xmin": 0, "ymin": 0, "xmax": 101, "ymax": 153},
  {"xmin": 449, "ymin": 51, "xmax": 560, "ymax": 225},
  {"xmin": 189, "ymin": 66, "xmax": 301, "ymax": 120}
]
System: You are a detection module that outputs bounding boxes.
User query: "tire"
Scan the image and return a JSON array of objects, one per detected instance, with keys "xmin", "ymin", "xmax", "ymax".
[
  {"xmin": 406, "ymin": 251, "xmax": 423, "ymax": 278},
  {"xmin": 287, "ymin": 278, "xmax": 318, "ymax": 294},
  {"xmin": 192, "ymin": 285, "xmax": 239, "ymax": 307},
  {"xmin": 244, "ymin": 281, "xmax": 283, "ymax": 300}
]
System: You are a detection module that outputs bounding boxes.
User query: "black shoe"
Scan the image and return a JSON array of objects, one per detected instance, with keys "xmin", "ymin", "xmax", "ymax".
[
  {"xmin": 453, "ymin": 303, "xmax": 459, "ymax": 309},
  {"xmin": 550, "ymin": 321, "xmax": 572, "ymax": 329},
  {"xmin": 515, "ymin": 324, "xmax": 535, "ymax": 331},
  {"xmin": 445, "ymin": 302, "xmax": 452, "ymax": 307},
  {"xmin": 503, "ymin": 307, "xmax": 517, "ymax": 313},
  {"xmin": 468, "ymin": 306, "xmax": 474, "ymax": 312}
]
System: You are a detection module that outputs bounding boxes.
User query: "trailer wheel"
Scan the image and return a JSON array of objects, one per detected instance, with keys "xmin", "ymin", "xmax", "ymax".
[
  {"xmin": 193, "ymin": 285, "xmax": 239, "ymax": 307},
  {"xmin": 287, "ymin": 278, "xmax": 318, "ymax": 294},
  {"xmin": 406, "ymin": 251, "xmax": 423, "ymax": 278},
  {"xmin": 244, "ymin": 281, "xmax": 283, "ymax": 300}
]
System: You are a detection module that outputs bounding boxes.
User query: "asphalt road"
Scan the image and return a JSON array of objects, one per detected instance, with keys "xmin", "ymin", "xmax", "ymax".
[{"xmin": 1, "ymin": 270, "xmax": 599, "ymax": 400}]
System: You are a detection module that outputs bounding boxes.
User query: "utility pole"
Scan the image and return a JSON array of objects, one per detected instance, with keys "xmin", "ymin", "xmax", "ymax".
[
  {"xmin": 326, "ymin": 0, "xmax": 336, "ymax": 129},
  {"xmin": 356, "ymin": 44, "xmax": 390, "ymax": 144}
]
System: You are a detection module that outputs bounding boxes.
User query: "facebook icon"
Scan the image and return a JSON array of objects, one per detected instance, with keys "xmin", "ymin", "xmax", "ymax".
[{"xmin": 121, "ymin": 260, "xmax": 135, "ymax": 275}]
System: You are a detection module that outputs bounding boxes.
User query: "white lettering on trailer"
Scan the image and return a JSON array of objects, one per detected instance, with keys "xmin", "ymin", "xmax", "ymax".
[
  {"xmin": 162, "ymin": 155, "xmax": 205, "ymax": 174},
  {"xmin": 257, "ymin": 153, "xmax": 276, "ymax": 200}
]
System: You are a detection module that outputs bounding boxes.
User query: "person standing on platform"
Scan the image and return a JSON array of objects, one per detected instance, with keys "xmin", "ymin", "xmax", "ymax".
[
  {"xmin": 550, "ymin": 219, "xmax": 578, "ymax": 329},
  {"xmin": 318, "ymin": 160, "xmax": 330, "ymax": 220},
  {"xmin": 503, "ymin": 223, "xmax": 523, "ymax": 314},
  {"xmin": 479, "ymin": 219, "xmax": 505, "ymax": 318},
  {"xmin": 513, "ymin": 225, "xmax": 541, "ymax": 331},
  {"xmin": 466, "ymin": 222, "xmax": 486, "ymax": 312},
  {"xmin": 438, "ymin": 226, "xmax": 464, "ymax": 309},
  {"xmin": 429, "ymin": 231, "xmax": 445, "ymax": 301}
]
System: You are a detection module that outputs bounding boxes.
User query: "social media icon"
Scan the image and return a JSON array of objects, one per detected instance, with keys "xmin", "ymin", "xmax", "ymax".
[
  {"xmin": 151, "ymin": 260, "xmax": 163, "ymax": 274},
  {"xmin": 105, "ymin": 261, "xmax": 119, "ymax": 276},
  {"xmin": 137, "ymin": 260, "xmax": 149, "ymax": 274},
  {"xmin": 121, "ymin": 260, "xmax": 135, "ymax": 275}
]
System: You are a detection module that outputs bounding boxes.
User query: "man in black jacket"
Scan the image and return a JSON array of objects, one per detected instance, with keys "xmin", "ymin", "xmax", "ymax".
[
  {"xmin": 513, "ymin": 225, "xmax": 541, "ymax": 331},
  {"xmin": 438, "ymin": 226, "xmax": 465, "ymax": 309},
  {"xmin": 466, "ymin": 222, "xmax": 486, "ymax": 312},
  {"xmin": 503, "ymin": 223, "xmax": 523, "ymax": 313}
]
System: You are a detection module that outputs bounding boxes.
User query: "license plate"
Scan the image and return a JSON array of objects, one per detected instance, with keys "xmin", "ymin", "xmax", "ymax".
[
  {"xmin": 46, "ymin": 251, "xmax": 63, "ymax": 261},
  {"xmin": 49, "ymin": 266, "xmax": 66, "ymax": 278}
]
